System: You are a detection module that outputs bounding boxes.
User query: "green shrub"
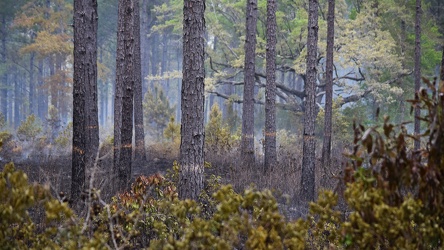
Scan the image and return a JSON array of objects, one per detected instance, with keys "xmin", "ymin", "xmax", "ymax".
[{"xmin": 17, "ymin": 114, "xmax": 43, "ymax": 141}]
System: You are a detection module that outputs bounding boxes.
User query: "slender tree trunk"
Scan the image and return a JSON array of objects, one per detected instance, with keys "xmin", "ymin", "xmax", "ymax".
[
  {"xmin": 114, "ymin": 0, "xmax": 135, "ymax": 193},
  {"xmin": 72, "ymin": 0, "xmax": 99, "ymax": 206},
  {"xmin": 141, "ymin": 0, "xmax": 149, "ymax": 94},
  {"xmin": 48, "ymin": 55, "xmax": 57, "ymax": 109},
  {"xmin": 301, "ymin": 0, "xmax": 319, "ymax": 202},
  {"xmin": 321, "ymin": 0, "xmax": 335, "ymax": 187},
  {"xmin": 134, "ymin": 0, "xmax": 146, "ymax": 162},
  {"xmin": 14, "ymin": 72, "xmax": 20, "ymax": 128},
  {"xmin": 414, "ymin": 0, "xmax": 422, "ymax": 151},
  {"xmin": 440, "ymin": 46, "xmax": 444, "ymax": 82},
  {"xmin": 241, "ymin": 0, "xmax": 258, "ymax": 166},
  {"xmin": 37, "ymin": 59, "xmax": 47, "ymax": 120},
  {"xmin": 264, "ymin": 0, "xmax": 277, "ymax": 172},
  {"xmin": 29, "ymin": 53, "xmax": 36, "ymax": 115},
  {"xmin": 1, "ymin": 15, "xmax": 8, "ymax": 121},
  {"xmin": 179, "ymin": 0, "xmax": 205, "ymax": 200}
]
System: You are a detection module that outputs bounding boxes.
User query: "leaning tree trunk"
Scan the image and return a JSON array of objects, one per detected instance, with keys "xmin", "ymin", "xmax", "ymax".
[
  {"xmin": 414, "ymin": 0, "xmax": 422, "ymax": 151},
  {"xmin": 300, "ymin": 0, "xmax": 319, "ymax": 202},
  {"xmin": 321, "ymin": 0, "xmax": 335, "ymax": 188},
  {"xmin": 114, "ymin": 0, "xmax": 135, "ymax": 193},
  {"xmin": 241, "ymin": 0, "xmax": 258, "ymax": 167},
  {"xmin": 134, "ymin": 0, "xmax": 146, "ymax": 162},
  {"xmin": 264, "ymin": 0, "xmax": 277, "ymax": 172},
  {"xmin": 179, "ymin": 0, "xmax": 206, "ymax": 200},
  {"xmin": 72, "ymin": 0, "xmax": 99, "ymax": 207}
]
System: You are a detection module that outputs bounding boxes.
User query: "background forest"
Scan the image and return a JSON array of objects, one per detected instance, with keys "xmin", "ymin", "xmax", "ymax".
[{"xmin": 1, "ymin": 0, "xmax": 444, "ymax": 248}]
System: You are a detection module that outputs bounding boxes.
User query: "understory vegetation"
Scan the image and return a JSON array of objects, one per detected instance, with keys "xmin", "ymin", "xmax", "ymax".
[{"xmin": 1, "ymin": 79, "xmax": 444, "ymax": 249}]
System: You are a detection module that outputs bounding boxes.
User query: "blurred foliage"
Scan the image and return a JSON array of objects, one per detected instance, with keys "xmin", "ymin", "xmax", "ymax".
[
  {"xmin": 16, "ymin": 114, "xmax": 43, "ymax": 141},
  {"xmin": 205, "ymin": 103, "xmax": 236, "ymax": 153},
  {"xmin": 143, "ymin": 84, "xmax": 175, "ymax": 140},
  {"xmin": 54, "ymin": 122, "xmax": 72, "ymax": 148},
  {"xmin": 163, "ymin": 115, "xmax": 180, "ymax": 144}
]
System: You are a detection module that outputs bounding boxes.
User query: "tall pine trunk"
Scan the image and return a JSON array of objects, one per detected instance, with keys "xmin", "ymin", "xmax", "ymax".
[
  {"xmin": 300, "ymin": 0, "xmax": 319, "ymax": 202},
  {"xmin": 321, "ymin": 0, "xmax": 335, "ymax": 187},
  {"xmin": 179, "ymin": 0, "xmax": 206, "ymax": 200},
  {"xmin": 264, "ymin": 0, "xmax": 277, "ymax": 172},
  {"xmin": 29, "ymin": 53, "xmax": 36, "ymax": 115},
  {"xmin": 1, "ymin": 15, "xmax": 8, "ymax": 121},
  {"xmin": 241, "ymin": 0, "xmax": 258, "ymax": 166},
  {"xmin": 414, "ymin": 0, "xmax": 422, "ymax": 151},
  {"xmin": 134, "ymin": 0, "xmax": 146, "ymax": 162},
  {"xmin": 72, "ymin": 0, "xmax": 99, "ymax": 206},
  {"xmin": 114, "ymin": 0, "xmax": 135, "ymax": 192}
]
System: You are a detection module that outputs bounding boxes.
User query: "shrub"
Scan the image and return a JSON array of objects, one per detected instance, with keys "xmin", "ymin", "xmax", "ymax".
[{"xmin": 17, "ymin": 114, "xmax": 43, "ymax": 141}]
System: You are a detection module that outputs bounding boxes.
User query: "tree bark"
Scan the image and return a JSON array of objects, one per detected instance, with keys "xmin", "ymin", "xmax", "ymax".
[
  {"xmin": 134, "ymin": 0, "xmax": 146, "ymax": 162},
  {"xmin": 264, "ymin": 0, "xmax": 277, "ymax": 172},
  {"xmin": 241, "ymin": 0, "xmax": 258, "ymax": 166},
  {"xmin": 301, "ymin": 0, "xmax": 319, "ymax": 202},
  {"xmin": 29, "ymin": 53, "xmax": 36, "ymax": 115},
  {"xmin": 114, "ymin": 0, "xmax": 135, "ymax": 193},
  {"xmin": 72, "ymin": 0, "xmax": 99, "ymax": 206},
  {"xmin": 1, "ymin": 15, "xmax": 8, "ymax": 121},
  {"xmin": 179, "ymin": 0, "xmax": 206, "ymax": 200},
  {"xmin": 414, "ymin": 0, "xmax": 422, "ymax": 151},
  {"xmin": 440, "ymin": 45, "xmax": 444, "ymax": 82},
  {"xmin": 321, "ymin": 0, "xmax": 335, "ymax": 187}
]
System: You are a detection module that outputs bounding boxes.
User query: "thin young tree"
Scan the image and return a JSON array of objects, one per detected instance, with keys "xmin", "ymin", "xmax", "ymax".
[
  {"xmin": 414, "ymin": 0, "xmax": 422, "ymax": 150},
  {"xmin": 72, "ymin": 0, "xmax": 99, "ymax": 205},
  {"xmin": 114, "ymin": 0, "xmax": 135, "ymax": 192},
  {"xmin": 300, "ymin": 0, "xmax": 319, "ymax": 202},
  {"xmin": 179, "ymin": 0, "xmax": 206, "ymax": 200},
  {"xmin": 134, "ymin": 0, "xmax": 146, "ymax": 162},
  {"xmin": 264, "ymin": 0, "xmax": 277, "ymax": 172},
  {"xmin": 241, "ymin": 0, "xmax": 258, "ymax": 167},
  {"xmin": 321, "ymin": 0, "xmax": 335, "ymax": 185}
]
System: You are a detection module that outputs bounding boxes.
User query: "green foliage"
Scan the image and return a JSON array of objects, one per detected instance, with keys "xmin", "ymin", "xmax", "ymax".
[
  {"xmin": 316, "ymin": 98, "xmax": 353, "ymax": 144},
  {"xmin": 4, "ymin": 80, "xmax": 444, "ymax": 249},
  {"xmin": 205, "ymin": 103, "xmax": 234, "ymax": 153},
  {"xmin": 163, "ymin": 116, "xmax": 180, "ymax": 143},
  {"xmin": 0, "ymin": 162, "xmax": 108, "ymax": 249},
  {"xmin": 144, "ymin": 84, "xmax": 175, "ymax": 140},
  {"xmin": 54, "ymin": 122, "xmax": 72, "ymax": 148},
  {"xmin": 16, "ymin": 114, "xmax": 42, "ymax": 141}
]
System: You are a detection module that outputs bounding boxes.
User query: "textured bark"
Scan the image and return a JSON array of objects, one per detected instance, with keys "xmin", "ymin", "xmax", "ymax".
[
  {"xmin": 134, "ymin": 0, "xmax": 146, "ymax": 162},
  {"xmin": 241, "ymin": 0, "xmax": 258, "ymax": 166},
  {"xmin": 179, "ymin": 0, "xmax": 206, "ymax": 200},
  {"xmin": 72, "ymin": 0, "xmax": 99, "ymax": 205},
  {"xmin": 114, "ymin": 0, "xmax": 135, "ymax": 193},
  {"xmin": 37, "ymin": 59, "xmax": 47, "ymax": 120},
  {"xmin": 440, "ymin": 46, "xmax": 444, "ymax": 82},
  {"xmin": 264, "ymin": 0, "xmax": 277, "ymax": 172},
  {"xmin": 321, "ymin": 0, "xmax": 335, "ymax": 186},
  {"xmin": 414, "ymin": 0, "xmax": 421, "ymax": 151},
  {"xmin": 1, "ymin": 15, "xmax": 8, "ymax": 121},
  {"xmin": 141, "ymin": 0, "xmax": 149, "ymax": 94},
  {"xmin": 29, "ymin": 53, "xmax": 35, "ymax": 115},
  {"xmin": 13, "ymin": 72, "xmax": 19, "ymax": 128},
  {"xmin": 301, "ymin": 0, "xmax": 319, "ymax": 202}
]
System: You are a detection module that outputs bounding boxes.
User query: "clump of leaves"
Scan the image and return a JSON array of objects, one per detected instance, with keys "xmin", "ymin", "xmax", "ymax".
[
  {"xmin": 163, "ymin": 115, "xmax": 180, "ymax": 143},
  {"xmin": 143, "ymin": 84, "xmax": 175, "ymax": 140},
  {"xmin": 54, "ymin": 122, "xmax": 72, "ymax": 148},
  {"xmin": 0, "ymin": 163, "xmax": 108, "ymax": 249},
  {"xmin": 205, "ymin": 103, "xmax": 236, "ymax": 153},
  {"xmin": 339, "ymin": 77, "xmax": 444, "ymax": 249},
  {"xmin": 17, "ymin": 114, "xmax": 43, "ymax": 141}
]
